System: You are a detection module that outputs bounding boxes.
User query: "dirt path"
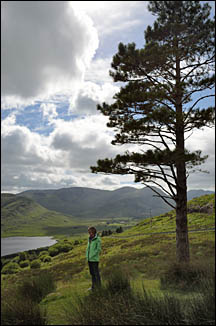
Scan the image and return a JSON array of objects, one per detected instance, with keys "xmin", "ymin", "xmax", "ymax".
[{"xmin": 109, "ymin": 227, "xmax": 215, "ymax": 238}]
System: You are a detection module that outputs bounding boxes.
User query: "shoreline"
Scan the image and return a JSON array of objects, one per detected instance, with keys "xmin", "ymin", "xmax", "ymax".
[{"xmin": 1, "ymin": 236, "xmax": 58, "ymax": 258}]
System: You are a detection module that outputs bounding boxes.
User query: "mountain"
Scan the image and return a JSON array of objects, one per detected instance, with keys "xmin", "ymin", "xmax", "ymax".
[
  {"xmin": 3, "ymin": 187, "xmax": 214, "ymax": 229},
  {"xmin": 1, "ymin": 193, "xmax": 76, "ymax": 236},
  {"xmin": 17, "ymin": 186, "xmax": 175, "ymax": 219},
  {"xmin": 187, "ymin": 189, "xmax": 214, "ymax": 201}
]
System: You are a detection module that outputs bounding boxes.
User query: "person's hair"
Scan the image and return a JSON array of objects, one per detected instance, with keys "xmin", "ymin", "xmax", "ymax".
[{"xmin": 88, "ymin": 226, "xmax": 97, "ymax": 234}]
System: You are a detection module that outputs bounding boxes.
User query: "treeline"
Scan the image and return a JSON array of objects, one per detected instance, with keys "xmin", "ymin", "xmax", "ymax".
[{"xmin": 100, "ymin": 226, "xmax": 123, "ymax": 237}]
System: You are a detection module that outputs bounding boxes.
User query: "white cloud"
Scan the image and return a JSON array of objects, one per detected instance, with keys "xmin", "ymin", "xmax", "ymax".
[
  {"xmin": 186, "ymin": 127, "xmax": 215, "ymax": 190},
  {"xmin": 71, "ymin": 1, "xmax": 149, "ymax": 36},
  {"xmin": 1, "ymin": 1, "xmax": 99, "ymax": 105},
  {"xmin": 69, "ymin": 81, "xmax": 119, "ymax": 114},
  {"xmin": 1, "ymin": 1, "xmax": 215, "ymax": 194},
  {"xmin": 1, "ymin": 112, "xmax": 122, "ymax": 192}
]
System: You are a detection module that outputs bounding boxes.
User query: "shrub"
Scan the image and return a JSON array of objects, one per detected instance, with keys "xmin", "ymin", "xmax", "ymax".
[
  {"xmin": 30, "ymin": 259, "xmax": 41, "ymax": 269},
  {"xmin": 19, "ymin": 251, "xmax": 27, "ymax": 261},
  {"xmin": 48, "ymin": 246, "xmax": 59, "ymax": 257},
  {"xmin": 39, "ymin": 251, "xmax": 48, "ymax": 257},
  {"xmin": 1, "ymin": 262, "xmax": 20, "ymax": 274},
  {"xmin": 39, "ymin": 251, "xmax": 50, "ymax": 261},
  {"xmin": 55, "ymin": 242, "xmax": 73, "ymax": 253},
  {"xmin": 42, "ymin": 255, "xmax": 52, "ymax": 263},
  {"xmin": 28, "ymin": 251, "xmax": 38, "ymax": 261},
  {"xmin": 11, "ymin": 256, "xmax": 20, "ymax": 263},
  {"xmin": 1, "ymin": 258, "xmax": 11, "ymax": 268},
  {"xmin": 116, "ymin": 226, "xmax": 123, "ymax": 233},
  {"xmin": 19, "ymin": 260, "xmax": 30, "ymax": 268}
]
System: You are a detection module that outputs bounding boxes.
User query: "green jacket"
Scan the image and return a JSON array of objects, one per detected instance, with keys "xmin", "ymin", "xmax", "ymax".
[{"xmin": 86, "ymin": 234, "xmax": 101, "ymax": 262}]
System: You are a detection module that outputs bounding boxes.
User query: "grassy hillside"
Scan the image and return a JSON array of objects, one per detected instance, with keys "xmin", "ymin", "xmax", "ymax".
[
  {"xmin": 1, "ymin": 193, "xmax": 139, "ymax": 238},
  {"xmin": 1, "ymin": 194, "xmax": 215, "ymax": 325},
  {"xmin": 1, "ymin": 194, "xmax": 81, "ymax": 237}
]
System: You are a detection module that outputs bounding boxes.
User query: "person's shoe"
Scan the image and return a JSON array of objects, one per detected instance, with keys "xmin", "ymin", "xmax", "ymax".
[{"xmin": 87, "ymin": 287, "xmax": 93, "ymax": 291}]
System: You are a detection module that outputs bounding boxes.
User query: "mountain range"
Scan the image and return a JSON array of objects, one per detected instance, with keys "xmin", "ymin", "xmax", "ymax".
[
  {"xmin": 1, "ymin": 187, "xmax": 214, "ymax": 237},
  {"xmin": 16, "ymin": 186, "xmax": 214, "ymax": 219}
]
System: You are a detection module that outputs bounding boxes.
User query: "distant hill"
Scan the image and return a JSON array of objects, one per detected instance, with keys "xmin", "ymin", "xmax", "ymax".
[
  {"xmin": 17, "ymin": 186, "xmax": 214, "ymax": 219},
  {"xmin": 187, "ymin": 189, "xmax": 215, "ymax": 201},
  {"xmin": 17, "ymin": 186, "xmax": 175, "ymax": 219},
  {"xmin": 1, "ymin": 193, "xmax": 76, "ymax": 236}
]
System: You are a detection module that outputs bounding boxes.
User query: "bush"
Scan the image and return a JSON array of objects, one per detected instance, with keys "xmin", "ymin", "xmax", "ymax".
[
  {"xmin": 30, "ymin": 259, "xmax": 41, "ymax": 269},
  {"xmin": 55, "ymin": 242, "xmax": 73, "ymax": 253},
  {"xmin": 1, "ymin": 262, "xmax": 20, "ymax": 274},
  {"xmin": 17, "ymin": 271, "xmax": 56, "ymax": 303},
  {"xmin": 39, "ymin": 251, "xmax": 50, "ymax": 261},
  {"xmin": 28, "ymin": 251, "xmax": 38, "ymax": 262},
  {"xmin": 116, "ymin": 226, "xmax": 123, "ymax": 233},
  {"xmin": 12, "ymin": 256, "xmax": 20, "ymax": 263},
  {"xmin": 19, "ymin": 260, "xmax": 30, "ymax": 268},
  {"xmin": 1, "ymin": 258, "xmax": 11, "ymax": 268},
  {"xmin": 19, "ymin": 251, "xmax": 27, "ymax": 261},
  {"xmin": 39, "ymin": 251, "xmax": 48, "ymax": 258},
  {"xmin": 42, "ymin": 255, "xmax": 52, "ymax": 263},
  {"xmin": 48, "ymin": 247, "xmax": 59, "ymax": 257}
]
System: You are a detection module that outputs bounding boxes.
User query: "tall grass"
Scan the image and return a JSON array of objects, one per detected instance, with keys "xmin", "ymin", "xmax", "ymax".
[
  {"xmin": 1, "ymin": 271, "xmax": 56, "ymax": 325},
  {"xmin": 62, "ymin": 267, "xmax": 215, "ymax": 325},
  {"xmin": 183, "ymin": 277, "xmax": 215, "ymax": 325},
  {"xmin": 160, "ymin": 260, "xmax": 214, "ymax": 291},
  {"xmin": 17, "ymin": 270, "xmax": 56, "ymax": 303},
  {"xmin": 1, "ymin": 297, "xmax": 47, "ymax": 325}
]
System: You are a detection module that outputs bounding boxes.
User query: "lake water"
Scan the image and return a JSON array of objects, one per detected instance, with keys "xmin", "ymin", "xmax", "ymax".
[{"xmin": 1, "ymin": 236, "xmax": 57, "ymax": 257}]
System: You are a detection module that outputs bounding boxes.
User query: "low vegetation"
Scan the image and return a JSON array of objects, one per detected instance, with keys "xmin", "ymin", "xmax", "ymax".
[{"xmin": 1, "ymin": 194, "xmax": 215, "ymax": 325}]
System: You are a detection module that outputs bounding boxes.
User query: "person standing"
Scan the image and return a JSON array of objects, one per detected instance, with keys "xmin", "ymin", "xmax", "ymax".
[{"xmin": 86, "ymin": 226, "xmax": 101, "ymax": 290}]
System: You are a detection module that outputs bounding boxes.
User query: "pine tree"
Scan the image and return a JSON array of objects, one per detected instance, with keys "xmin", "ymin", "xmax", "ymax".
[{"xmin": 91, "ymin": 1, "xmax": 215, "ymax": 263}]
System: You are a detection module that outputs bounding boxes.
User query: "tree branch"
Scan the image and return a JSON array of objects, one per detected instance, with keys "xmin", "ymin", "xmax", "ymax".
[
  {"xmin": 184, "ymin": 94, "xmax": 215, "ymax": 121},
  {"xmin": 143, "ymin": 182, "xmax": 176, "ymax": 209}
]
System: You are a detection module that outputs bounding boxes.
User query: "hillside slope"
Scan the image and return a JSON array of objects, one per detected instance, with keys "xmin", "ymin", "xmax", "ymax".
[
  {"xmin": 18, "ymin": 186, "xmax": 175, "ymax": 219},
  {"xmin": 1, "ymin": 194, "xmax": 215, "ymax": 326},
  {"xmin": 1, "ymin": 193, "xmax": 77, "ymax": 237},
  {"xmin": 120, "ymin": 194, "xmax": 215, "ymax": 237}
]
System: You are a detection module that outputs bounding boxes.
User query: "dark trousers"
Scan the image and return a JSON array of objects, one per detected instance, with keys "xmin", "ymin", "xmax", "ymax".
[{"xmin": 88, "ymin": 261, "xmax": 101, "ymax": 289}]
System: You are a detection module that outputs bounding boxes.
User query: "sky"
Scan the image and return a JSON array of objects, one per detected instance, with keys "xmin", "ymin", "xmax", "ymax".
[{"xmin": 1, "ymin": 1, "xmax": 215, "ymax": 194}]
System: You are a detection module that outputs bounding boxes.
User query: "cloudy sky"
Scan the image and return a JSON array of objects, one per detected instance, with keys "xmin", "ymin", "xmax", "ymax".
[{"xmin": 1, "ymin": 1, "xmax": 215, "ymax": 194}]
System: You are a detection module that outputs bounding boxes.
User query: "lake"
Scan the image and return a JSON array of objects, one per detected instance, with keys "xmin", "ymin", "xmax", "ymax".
[{"xmin": 1, "ymin": 236, "xmax": 57, "ymax": 257}]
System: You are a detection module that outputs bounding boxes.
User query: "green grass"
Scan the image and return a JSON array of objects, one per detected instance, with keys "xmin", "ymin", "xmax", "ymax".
[{"xmin": 1, "ymin": 194, "xmax": 215, "ymax": 325}]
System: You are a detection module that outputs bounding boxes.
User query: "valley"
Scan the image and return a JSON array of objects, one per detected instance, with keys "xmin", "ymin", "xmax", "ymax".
[{"xmin": 1, "ymin": 186, "xmax": 214, "ymax": 238}]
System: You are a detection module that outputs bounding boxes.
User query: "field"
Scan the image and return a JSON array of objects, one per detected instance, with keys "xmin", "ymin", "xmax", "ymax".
[{"xmin": 1, "ymin": 194, "xmax": 215, "ymax": 325}]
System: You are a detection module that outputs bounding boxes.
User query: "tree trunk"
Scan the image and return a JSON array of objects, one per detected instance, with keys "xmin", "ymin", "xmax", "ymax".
[
  {"xmin": 175, "ymin": 106, "xmax": 190, "ymax": 263},
  {"xmin": 176, "ymin": 163, "xmax": 190, "ymax": 263},
  {"xmin": 175, "ymin": 45, "xmax": 190, "ymax": 263}
]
